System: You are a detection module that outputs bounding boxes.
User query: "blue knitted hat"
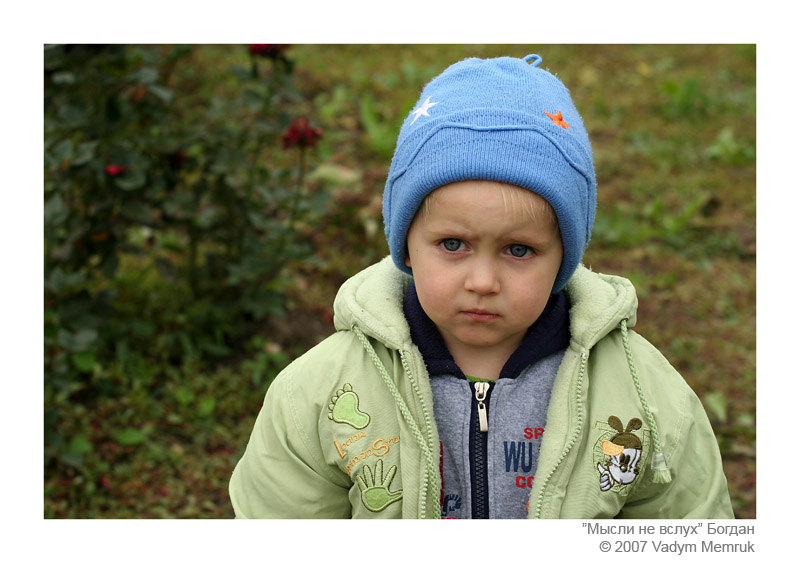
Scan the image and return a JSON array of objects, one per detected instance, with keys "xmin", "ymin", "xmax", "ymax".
[{"xmin": 382, "ymin": 54, "xmax": 596, "ymax": 293}]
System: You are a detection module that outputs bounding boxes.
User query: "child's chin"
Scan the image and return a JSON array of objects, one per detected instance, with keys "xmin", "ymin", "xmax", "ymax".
[{"xmin": 453, "ymin": 329, "xmax": 518, "ymax": 349}]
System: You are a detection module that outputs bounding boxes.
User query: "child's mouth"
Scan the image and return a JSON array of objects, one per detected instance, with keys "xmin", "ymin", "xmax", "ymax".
[{"xmin": 462, "ymin": 309, "xmax": 500, "ymax": 322}]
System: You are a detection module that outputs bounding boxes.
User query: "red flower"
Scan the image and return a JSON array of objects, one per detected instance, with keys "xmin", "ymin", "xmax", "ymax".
[
  {"xmin": 248, "ymin": 44, "xmax": 289, "ymax": 59},
  {"xmin": 105, "ymin": 164, "xmax": 127, "ymax": 176},
  {"xmin": 282, "ymin": 117, "xmax": 323, "ymax": 150}
]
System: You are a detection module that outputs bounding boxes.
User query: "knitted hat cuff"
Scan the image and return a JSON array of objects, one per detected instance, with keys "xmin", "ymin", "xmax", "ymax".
[{"xmin": 385, "ymin": 124, "xmax": 595, "ymax": 293}]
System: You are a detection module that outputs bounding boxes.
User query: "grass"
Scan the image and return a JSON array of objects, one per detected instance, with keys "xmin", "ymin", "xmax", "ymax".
[{"xmin": 44, "ymin": 44, "xmax": 756, "ymax": 519}]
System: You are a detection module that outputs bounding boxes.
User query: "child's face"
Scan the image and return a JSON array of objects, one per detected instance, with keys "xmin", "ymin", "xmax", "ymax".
[{"xmin": 405, "ymin": 181, "xmax": 563, "ymax": 364}]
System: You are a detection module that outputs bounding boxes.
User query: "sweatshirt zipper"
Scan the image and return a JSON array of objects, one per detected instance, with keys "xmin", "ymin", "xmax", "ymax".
[{"xmin": 471, "ymin": 381, "xmax": 491, "ymax": 519}]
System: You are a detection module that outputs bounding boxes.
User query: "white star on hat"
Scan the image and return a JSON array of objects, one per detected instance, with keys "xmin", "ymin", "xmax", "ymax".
[{"xmin": 410, "ymin": 96, "xmax": 438, "ymax": 125}]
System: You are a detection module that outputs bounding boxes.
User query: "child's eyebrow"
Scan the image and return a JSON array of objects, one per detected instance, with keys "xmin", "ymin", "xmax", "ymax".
[{"xmin": 425, "ymin": 230, "xmax": 474, "ymax": 243}]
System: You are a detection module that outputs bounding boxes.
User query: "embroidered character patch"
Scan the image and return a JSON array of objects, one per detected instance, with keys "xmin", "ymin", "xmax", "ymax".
[
  {"xmin": 327, "ymin": 383, "xmax": 370, "ymax": 429},
  {"xmin": 356, "ymin": 459, "xmax": 403, "ymax": 512},
  {"xmin": 595, "ymin": 416, "xmax": 644, "ymax": 493}
]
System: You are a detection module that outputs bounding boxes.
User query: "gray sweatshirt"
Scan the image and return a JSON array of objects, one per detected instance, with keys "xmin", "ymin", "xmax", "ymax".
[{"xmin": 404, "ymin": 281, "xmax": 570, "ymax": 518}]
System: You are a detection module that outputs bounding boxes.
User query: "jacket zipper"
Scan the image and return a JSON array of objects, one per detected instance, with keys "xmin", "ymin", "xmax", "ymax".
[
  {"xmin": 533, "ymin": 350, "xmax": 587, "ymax": 518},
  {"xmin": 471, "ymin": 381, "xmax": 491, "ymax": 518}
]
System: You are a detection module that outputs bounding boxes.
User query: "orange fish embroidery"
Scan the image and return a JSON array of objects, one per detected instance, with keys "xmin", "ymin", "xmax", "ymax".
[{"xmin": 543, "ymin": 110, "xmax": 572, "ymax": 129}]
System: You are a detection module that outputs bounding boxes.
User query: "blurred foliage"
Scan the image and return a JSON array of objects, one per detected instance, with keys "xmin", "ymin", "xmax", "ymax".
[
  {"xmin": 44, "ymin": 44, "xmax": 755, "ymax": 519},
  {"xmin": 44, "ymin": 44, "xmax": 329, "ymax": 494}
]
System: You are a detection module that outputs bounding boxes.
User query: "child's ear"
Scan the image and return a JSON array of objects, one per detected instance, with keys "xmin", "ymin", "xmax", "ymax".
[{"xmin": 404, "ymin": 246, "xmax": 411, "ymax": 268}]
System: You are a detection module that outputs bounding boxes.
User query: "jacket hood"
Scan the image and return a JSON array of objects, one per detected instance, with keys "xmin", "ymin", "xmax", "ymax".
[
  {"xmin": 564, "ymin": 265, "xmax": 638, "ymax": 349},
  {"xmin": 333, "ymin": 256, "xmax": 637, "ymax": 352},
  {"xmin": 333, "ymin": 257, "xmax": 414, "ymax": 350}
]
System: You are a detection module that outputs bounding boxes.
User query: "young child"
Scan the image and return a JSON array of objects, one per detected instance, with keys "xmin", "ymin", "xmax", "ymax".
[{"xmin": 229, "ymin": 54, "xmax": 734, "ymax": 519}]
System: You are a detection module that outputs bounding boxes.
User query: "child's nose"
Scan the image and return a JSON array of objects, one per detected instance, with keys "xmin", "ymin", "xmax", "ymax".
[{"xmin": 464, "ymin": 257, "xmax": 500, "ymax": 295}]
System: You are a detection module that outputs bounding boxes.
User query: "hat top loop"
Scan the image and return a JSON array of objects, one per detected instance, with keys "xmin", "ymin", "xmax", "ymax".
[{"xmin": 523, "ymin": 54, "xmax": 543, "ymax": 67}]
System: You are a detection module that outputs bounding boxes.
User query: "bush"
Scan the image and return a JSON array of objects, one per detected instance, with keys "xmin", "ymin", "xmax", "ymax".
[{"xmin": 44, "ymin": 44, "xmax": 329, "ymax": 467}]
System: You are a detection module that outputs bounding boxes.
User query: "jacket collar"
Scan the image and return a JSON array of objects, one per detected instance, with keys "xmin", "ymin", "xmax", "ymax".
[{"xmin": 332, "ymin": 257, "xmax": 638, "ymax": 354}]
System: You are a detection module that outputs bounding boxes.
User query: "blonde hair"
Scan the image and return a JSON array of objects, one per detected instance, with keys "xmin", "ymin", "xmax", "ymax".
[{"xmin": 418, "ymin": 181, "xmax": 559, "ymax": 232}]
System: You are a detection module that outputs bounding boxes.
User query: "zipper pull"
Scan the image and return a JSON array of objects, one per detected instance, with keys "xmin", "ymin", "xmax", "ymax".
[{"xmin": 475, "ymin": 381, "xmax": 489, "ymax": 432}]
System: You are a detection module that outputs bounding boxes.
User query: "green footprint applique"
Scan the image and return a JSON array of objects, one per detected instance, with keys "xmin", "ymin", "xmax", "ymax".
[
  {"xmin": 356, "ymin": 459, "xmax": 403, "ymax": 512},
  {"xmin": 327, "ymin": 383, "xmax": 370, "ymax": 429}
]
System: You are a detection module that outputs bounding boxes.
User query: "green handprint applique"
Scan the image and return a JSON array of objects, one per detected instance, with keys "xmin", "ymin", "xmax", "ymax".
[
  {"xmin": 327, "ymin": 383, "xmax": 370, "ymax": 429},
  {"xmin": 356, "ymin": 459, "xmax": 403, "ymax": 512}
]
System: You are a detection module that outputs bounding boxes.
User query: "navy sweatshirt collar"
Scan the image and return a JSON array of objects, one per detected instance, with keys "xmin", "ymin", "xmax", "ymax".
[{"xmin": 403, "ymin": 280, "xmax": 570, "ymax": 379}]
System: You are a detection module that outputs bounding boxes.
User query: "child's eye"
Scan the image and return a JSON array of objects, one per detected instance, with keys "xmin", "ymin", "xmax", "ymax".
[
  {"xmin": 441, "ymin": 239, "xmax": 464, "ymax": 252},
  {"xmin": 508, "ymin": 244, "xmax": 532, "ymax": 258}
]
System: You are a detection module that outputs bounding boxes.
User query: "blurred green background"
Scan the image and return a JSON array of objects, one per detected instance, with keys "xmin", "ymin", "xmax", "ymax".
[{"xmin": 44, "ymin": 44, "xmax": 755, "ymax": 518}]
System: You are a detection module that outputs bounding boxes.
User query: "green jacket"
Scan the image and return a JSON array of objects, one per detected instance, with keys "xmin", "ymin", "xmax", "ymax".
[{"xmin": 229, "ymin": 257, "xmax": 734, "ymax": 519}]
